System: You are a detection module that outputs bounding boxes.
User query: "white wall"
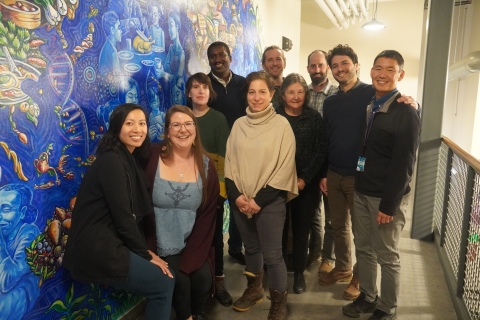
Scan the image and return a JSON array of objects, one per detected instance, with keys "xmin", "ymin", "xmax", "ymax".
[
  {"xmin": 442, "ymin": 1, "xmax": 480, "ymax": 158},
  {"xmin": 300, "ymin": 0, "xmax": 423, "ymax": 98},
  {"xmin": 255, "ymin": 0, "xmax": 302, "ymax": 75}
]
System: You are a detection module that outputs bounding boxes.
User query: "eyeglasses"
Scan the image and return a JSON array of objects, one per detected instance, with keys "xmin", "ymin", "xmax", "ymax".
[{"xmin": 170, "ymin": 121, "xmax": 196, "ymax": 132}]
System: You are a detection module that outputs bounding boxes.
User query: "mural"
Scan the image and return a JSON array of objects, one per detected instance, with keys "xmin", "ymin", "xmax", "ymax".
[{"xmin": 0, "ymin": 0, "xmax": 263, "ymax": 319}]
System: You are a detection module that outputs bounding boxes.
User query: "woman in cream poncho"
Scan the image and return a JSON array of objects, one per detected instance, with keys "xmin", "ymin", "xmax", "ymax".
[{"xmin": 225, "ymin": 71, "xmax": 298, "ymax": 320}]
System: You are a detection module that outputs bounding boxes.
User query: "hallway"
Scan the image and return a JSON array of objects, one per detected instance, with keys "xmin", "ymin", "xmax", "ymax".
[{"xmin": 204, "ymin": 217, "xmax": 458, "ymax": 320}]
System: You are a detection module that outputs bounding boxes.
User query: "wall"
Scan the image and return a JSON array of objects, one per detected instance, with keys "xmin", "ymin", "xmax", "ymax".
[
  {"xmin": 256, "ymin": 0, "xmax": 301, "ymax": 75},
  {"xmin": 300, "ymin": 0, "xmax": 423, "ymax": 99},
  {"xmin": 442, "ymin": 1, "xmax": 480, "ymax": 158},
  {"xmin": 0, "ymin": 0, "xmax": 263, "ymax": 319}
]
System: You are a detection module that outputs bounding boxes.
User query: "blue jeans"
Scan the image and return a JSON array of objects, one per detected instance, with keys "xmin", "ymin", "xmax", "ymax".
[{"xmin": 111, "ymin": 251, "xmax": 175, "ymax": 320}]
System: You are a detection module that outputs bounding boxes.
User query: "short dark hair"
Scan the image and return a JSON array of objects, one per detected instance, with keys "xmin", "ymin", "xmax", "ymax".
[
  {"xmin": 97, "ymin": 103, "xmax": 151, "ymax": 157},
  {"xmin": 327, "ymin": 44, "xmax": 358, "ymax": 68},
  {"xmin": 280, "ymin": 73, "xmax": 311, "ymax": 107},
  {"xmin": 207, "ymin": 41, "xmax": 231, "ymax": 58},
  {"xmin": 244, "ymin": 71, "xmax": 275, "ymax": 96},
  {"xmin": 261, "ymin": 45, "xmax": 285, "ymax": 64},
  {"xmin": 102, "ymin": 11, "xmax": 119, "ymax": 35},
  {"xmin": 307, "ymin": 50, "xmax": 327, "ymax": 66},
  {"xmin": 374, "ymin": 50, "xmax": 404, "ymax": 71},
  {"xmin": 0, "ymin": 184, "xmax": 37, "ymax": 224},
  {"xmin": 185, "ymin": 72, "xmax": 217, "ymax": 107},
  {"xmin": 119, "ymin": 77, "xmax": 139, "ymax": 104}
]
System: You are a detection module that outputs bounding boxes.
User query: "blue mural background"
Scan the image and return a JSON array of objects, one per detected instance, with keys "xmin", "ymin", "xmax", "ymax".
[{"xmin": 0, "ymin": 0, "xmax": 262, "ymax": 319}]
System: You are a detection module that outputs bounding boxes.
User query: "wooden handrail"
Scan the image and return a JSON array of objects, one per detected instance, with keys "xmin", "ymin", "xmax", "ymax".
[{"xmin": 442, "ymin": 136, "xmax": 480, "ymax": 174}]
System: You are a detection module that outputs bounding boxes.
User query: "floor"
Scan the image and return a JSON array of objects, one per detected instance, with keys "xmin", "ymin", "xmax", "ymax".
[
  {"xmin": 126, "ymin": 203, "xmax": 458, "ymax": 320},
  {"xmin": 203, "ymin": 217, "xmax": 458, "ymax": 320}
]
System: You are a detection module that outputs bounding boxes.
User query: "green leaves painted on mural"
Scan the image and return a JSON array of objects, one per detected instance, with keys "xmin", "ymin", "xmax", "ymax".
[{"xmin": 45, "ymin": 283, "xmax": 88, "ymax": 320}]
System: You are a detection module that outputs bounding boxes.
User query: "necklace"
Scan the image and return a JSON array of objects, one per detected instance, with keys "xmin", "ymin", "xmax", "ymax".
[{"xmin": 174, "ymin": 159, "xmax": 193, "ymax": 179}]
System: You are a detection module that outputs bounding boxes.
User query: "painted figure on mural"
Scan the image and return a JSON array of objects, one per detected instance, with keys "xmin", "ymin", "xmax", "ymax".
[
  {"xmin": 171, "ymin": 75, "xmax": 186, "ymax": 105},
  {"xmin": 99, "ymin": 11, "xmax": 122, "ymax": 76},
  {"xmin": 147, "ymin": 1, "xmax": 166, "ymax": 54},
  {"xmin": 97, "ymin": 77, "xmax": 140, "ymax": 130},
  {"xmin": 148, "ymin": 86, "xmax": 166, "ymax": 142},
  {"xmin": 232, "ymin": 44, "xmax": 245, "ymax": 76},
  {"xmin": 0, "ymin": 184, "xmax": 40, "ymax": 320},
  {"xmin": 108, "ymin": 0, "xmax": 146, "ymax": 41},
  {"xmin": 164, "ymin": 11, "xmax": 185, "ymax": 77}
]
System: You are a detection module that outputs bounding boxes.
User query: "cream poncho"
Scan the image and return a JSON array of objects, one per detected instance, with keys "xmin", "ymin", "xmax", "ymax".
[{"xmin": 225, "ymin": 103, "xmax": 298, "ymax": 202}]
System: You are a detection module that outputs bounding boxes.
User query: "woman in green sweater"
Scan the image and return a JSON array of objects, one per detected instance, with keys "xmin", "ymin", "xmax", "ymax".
[{"xmin": 186, "ymin": 72, "xmax": 232, "ymax": 307}]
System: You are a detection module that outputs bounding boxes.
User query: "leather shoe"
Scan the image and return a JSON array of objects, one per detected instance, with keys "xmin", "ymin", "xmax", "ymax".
[
  {"xmin": 293, "ymin": 272, "xmax": 306, "ymax": 294},
  {"xmin": 228, "ymin": 251, "xmax": 246, "ymax": 265},
  {"xmin": 318, "ymin": 268, "xmax": 352, "ymax": 286}
]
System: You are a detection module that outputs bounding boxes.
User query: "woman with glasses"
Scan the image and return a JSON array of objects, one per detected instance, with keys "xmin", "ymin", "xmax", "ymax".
[
  {"xmin": 225, "ymin": 71, "xmax": 298, "ymax": 320},
  {"xmin": 143, "ymin": 105, "xmax": 219, "ymax": 320}
]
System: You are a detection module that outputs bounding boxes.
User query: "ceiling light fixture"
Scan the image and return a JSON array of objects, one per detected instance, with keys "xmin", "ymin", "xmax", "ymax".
[{"xmin": 362, "ymin": 0, "xmax": 386, "ymax": 30}]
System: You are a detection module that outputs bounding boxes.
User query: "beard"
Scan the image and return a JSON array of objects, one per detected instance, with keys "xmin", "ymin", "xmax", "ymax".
[{"xmin": 310, "ymin": 73, "xmax": 326, "ymax": 85}]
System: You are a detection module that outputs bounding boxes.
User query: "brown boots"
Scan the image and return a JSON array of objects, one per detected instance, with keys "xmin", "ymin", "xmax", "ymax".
[
  {"xmin": 267, "ymin": 288, "xmax": 288, "ymax": 320},
  {"xmin": 232, "ymin": 271, "xmax": 264, "ymax": 312}
]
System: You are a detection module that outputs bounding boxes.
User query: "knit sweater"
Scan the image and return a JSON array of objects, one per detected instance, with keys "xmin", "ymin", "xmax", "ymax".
[
  {"xmin": 323, "ymin": 81, "xmax": 374, "ymax": 176},
  {"xmin": 275, "ymin": 105, "xmax": 327, "ymax": 186},
  {"xmin": 225, "ymin": 103, "xmax": 298, "ymax": 203},
  {"xmin": 208, "ymin": 71, "xmax": 247, "ymax": 129}
]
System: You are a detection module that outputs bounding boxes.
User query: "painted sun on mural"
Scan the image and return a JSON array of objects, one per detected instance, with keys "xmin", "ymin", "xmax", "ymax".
[{"xmin": 0, "ymin": 0, "xmax": 262, "ymax": 319}]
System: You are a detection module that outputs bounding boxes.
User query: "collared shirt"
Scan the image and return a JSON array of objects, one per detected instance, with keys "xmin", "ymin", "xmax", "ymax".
[
  {"xmin": 308, "ymin": 78, "xmax": 338, "ymax": 116},
  {"xmin": 210, "ymin": 70, "xmax": 232, "ymax": 88}
]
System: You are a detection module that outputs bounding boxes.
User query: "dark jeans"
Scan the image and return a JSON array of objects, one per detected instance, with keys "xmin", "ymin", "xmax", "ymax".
[
  {"xmin": 214, "ymin": 203, "xmax": 225, "ymax": 276},
  {"xmin": 232, "ymin": 196, "xmax": 287, "ymax": 291},
  {"xmin": 111, "ymin": 251, "xmax": 174, "ymax": 320},
  {"xmin": 283, "ymin": 182, "xmax": 320, "ymax": 273},
  {"xmin": 228, "ymin": 200, "xmax": 243, "ymax": 254},
  {"xmin": 164, "ymin": 255, "xmax": 212, "ymax": 320}
]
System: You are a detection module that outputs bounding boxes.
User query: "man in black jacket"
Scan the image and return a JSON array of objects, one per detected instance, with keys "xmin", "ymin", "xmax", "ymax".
[
  {"xmin": 206, "ymin": 41, "xmax": 246, "ymax": 307},
  {"xmin": 342, "ymin": 50, "xmax": 421, "ymax": 320}
]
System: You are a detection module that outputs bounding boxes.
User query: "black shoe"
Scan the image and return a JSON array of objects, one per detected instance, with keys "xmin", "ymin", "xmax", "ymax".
[
  {"xmin": 342, "ymin": 292, "xmax": 377, "ymax": 318},
  {"xmin": 214, "ymin": 277, "xmax": 233, "ymax": 307},
  {"xmin": 192, "ymin": 312, "xmax": 210, "ymax": 320},
  {"xmin": 293, "ymin": 272, "xmax": 306, "ymax": 294},
  {"xmin": 368, "ymin": 309, "xmax": 397, "ymax": 320},
  {"xmin": 229, "ymin": 251, "xmax": 246, "ymax": 265}
]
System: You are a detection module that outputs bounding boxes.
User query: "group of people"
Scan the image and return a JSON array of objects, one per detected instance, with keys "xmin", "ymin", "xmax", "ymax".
[{"xmin": 63, "ymin": 41, "xmax": 421, "ymax": 320}]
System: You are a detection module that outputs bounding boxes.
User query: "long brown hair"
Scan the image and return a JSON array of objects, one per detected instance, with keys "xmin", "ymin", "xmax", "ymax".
[{"xmin": 159, "ymin": 105, "xmax": 208, "ymax": 204}]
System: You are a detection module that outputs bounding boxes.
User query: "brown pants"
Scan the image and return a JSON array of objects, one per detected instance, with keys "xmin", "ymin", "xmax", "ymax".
[{"xmin": 327, "ymin": 170, "xmax": 355, "ymax": 271}]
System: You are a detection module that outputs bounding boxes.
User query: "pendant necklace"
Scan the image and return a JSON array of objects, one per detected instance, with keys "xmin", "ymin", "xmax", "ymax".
[{"xmin": 175, "ymin": 160, "xmax": 192, "ymax": 180}]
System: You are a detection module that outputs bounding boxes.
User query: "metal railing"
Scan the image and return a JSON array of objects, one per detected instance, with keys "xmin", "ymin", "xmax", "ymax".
[{"xmin": 434, "ymin": 136, "xmax": 480, "ymax": 320}]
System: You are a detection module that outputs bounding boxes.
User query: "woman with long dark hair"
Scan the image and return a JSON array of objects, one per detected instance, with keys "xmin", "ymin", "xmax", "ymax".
[{"xmin": 64, "ymin": 103, "xmax": 175, "ymax": 320}]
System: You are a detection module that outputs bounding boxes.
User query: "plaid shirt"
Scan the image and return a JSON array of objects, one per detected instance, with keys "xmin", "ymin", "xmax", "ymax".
[{"xmin": 308, "ymin": 78, "xmax": 338, "ymax": 116}]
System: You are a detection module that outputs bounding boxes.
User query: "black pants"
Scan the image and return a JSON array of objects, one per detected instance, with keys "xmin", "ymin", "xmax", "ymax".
[
  {"xmin": 283, "ymin": 182, "xmax": 321, "ymax": 273},
  {"xmin": 164, "ymin": 255, "xmax": 212, "ymax": 320},
  {"xmin": 111, "ymin": 251, "xmax": 175, "ymax": 320}
]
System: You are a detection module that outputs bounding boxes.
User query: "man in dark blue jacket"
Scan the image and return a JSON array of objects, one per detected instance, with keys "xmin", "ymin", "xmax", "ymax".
[{"xmin": 342, "ymin": 50, "xmax": 420, "ymax": 320}]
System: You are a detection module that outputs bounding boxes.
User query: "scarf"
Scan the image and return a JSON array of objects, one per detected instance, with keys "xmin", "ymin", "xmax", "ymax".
[{"xmin": 225, "ymin": 103, "xmax": 298, "ymax": 202}]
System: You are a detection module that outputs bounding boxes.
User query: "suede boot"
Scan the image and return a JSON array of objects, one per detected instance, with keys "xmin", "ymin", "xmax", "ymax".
[
  {"xmin": 232, "ymin": 271, "xmax": 264, "ymax": 312},
  {"xmin": 267, "ymin": 288, "xmax": 288, "ymax": 320}
]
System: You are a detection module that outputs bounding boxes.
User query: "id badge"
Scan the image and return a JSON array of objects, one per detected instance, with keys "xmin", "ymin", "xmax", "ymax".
[{"xmin": 357, "ymin": 157, "xmax": 366, "ymax": 172}]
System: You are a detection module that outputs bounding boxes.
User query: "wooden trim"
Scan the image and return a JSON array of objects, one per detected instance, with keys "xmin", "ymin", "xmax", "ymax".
[{"xmin": 442, "ymin": 136, "xmax": 480, "ymax": 174}]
